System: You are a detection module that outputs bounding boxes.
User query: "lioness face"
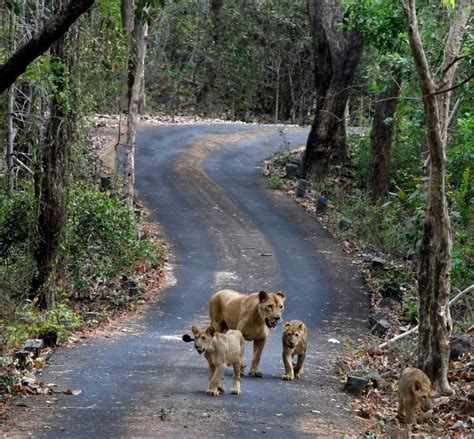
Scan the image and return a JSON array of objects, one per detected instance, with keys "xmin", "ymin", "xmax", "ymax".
[
  {"xmin": 283, "ymin": 322, "xmax": 304, "ymax": 348},
  {"xmin": 191, "ymin": 325, "xmax": 215, "ymax": 354},
  {"xmin": 413, "ymin": 379, "xmax": 435, "ymax": 411},
  {"xmin": 258, "ymin": 290, "xmax": 286, "ymax": 329}
]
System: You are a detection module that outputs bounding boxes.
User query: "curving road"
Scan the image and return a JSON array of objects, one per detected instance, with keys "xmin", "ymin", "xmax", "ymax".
[{"xmin": 4, "ymin": 124, "xmax": 368, "ymax": 437}]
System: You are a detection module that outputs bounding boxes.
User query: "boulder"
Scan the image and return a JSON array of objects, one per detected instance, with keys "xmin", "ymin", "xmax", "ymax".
[
  {"xmin": 23, "ymin": 339, "xmax": 44, "ymax": 357},
  {"xmin": 285, "ymin": 163, "xmax": 299, "ymax": 179},
  {"xmin": 316, "ymin": 196, "xmax": 328, "ymax": 214},
  {"xmin": 371, "ymin": 319, "xmax": 390, "ymax": 336},
  {"xmin": 338, "ymin": 218, "xmax": 352, "ymax": 230},
  {"xmin": 450, "ymin": 335, "xmax": 472, "ymax": 360},
  {"xmin": 295, "ymin": 179, "xmax": 309, "ymax": 198},
  {"xmin": 344, "ymin": 376, "xmax": 369, "ymax": 395},
  {"xmin": 371, "ymin": 257, "xmax": 386, "ymax": 269}
]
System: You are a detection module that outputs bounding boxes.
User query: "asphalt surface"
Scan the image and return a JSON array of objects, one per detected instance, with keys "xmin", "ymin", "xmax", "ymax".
[{"xmin": 4, "ymin": 124, "xmax": 368, "ymax": 438}]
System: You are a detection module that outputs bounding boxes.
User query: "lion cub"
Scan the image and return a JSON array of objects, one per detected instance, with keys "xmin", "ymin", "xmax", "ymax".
[
  {"xmin": 190, "ymin": 325, "xmax": 245, "ymax": 396},
  {"xmin": 282, "ymin": 320, "xmax": 308, "ymax": 381},
  {"xmin": 398, "ymin": 367, "xmax": 436, "ymax": 424}
]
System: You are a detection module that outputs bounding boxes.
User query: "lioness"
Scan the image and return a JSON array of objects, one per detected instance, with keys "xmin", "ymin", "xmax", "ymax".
[
  {"xmin": 398, "ymin": 367, "xmax": 436, "ymax": 424},
  {"xmin": 209, "ymin": 289, "xmax": 286, "ymax": 377},
  {"xmin": 190, "ymin": 325, "xmax": 245, "ymax": 396},
  {"xmin": 282, "ymin": 320, "xmax": 308, "ymax": 381}
]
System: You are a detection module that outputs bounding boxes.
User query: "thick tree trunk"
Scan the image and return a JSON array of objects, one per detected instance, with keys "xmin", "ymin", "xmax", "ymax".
[
  {"xmin": 300, "ymin": 0, "xmax": 363, "ymax": 181},
  {"xmin": 31, "ymin": 3, "xmax": 69, "ymax": 309},
  {"xmin": 0, "ymin": 0, "xmax": 94, "ymax": 95},
  {"xmin": 367, "ymin": 72, "xmax": 402, "ymax": 202},
  {"xmin": 401, "ymin": 0, "xmax": 470, "ymax": 396}
]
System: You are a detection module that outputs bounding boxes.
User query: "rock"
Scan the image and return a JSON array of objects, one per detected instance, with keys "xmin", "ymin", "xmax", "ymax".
[
  {"xmin": 361, "ymin": 253, "xmax": 372, "ymax": 262},
  {"xmin": 15, "ymin": 351, "xmax": 31, "ymax": 370},
  {"xmin": 344, "ymin": 376, "xmax": 369, "ymax": 395},
  {"xmin": 23, "ymin": 339, "xmax": 44, "ymax": 357},
  {"xmin": 371, "ymin": 257, "xmax": 386, "ymax": 268},
  {"xmin": 371, "ymin": 319, "xmax": 390, "ymax": 336},
  {"xmin": 315, "ymin": 196, "xmax": 328, "ymax": 214},
  {"xmin": 338, "ymin": 218, "xmax": 352, "ymax": 230},
  {"xmin": 290, "ymin": 156, "xmax": 301, "ymax": 166},
  {"xmin": 450, "ymin": 335, "xmax": 472, "ymax": 360},
  {"xmin": 295, "ymin": 179, "xmax": 309, "ymax": 198},
  {"xmin": 369, "ymin": 312, "xmax": 387, "ymax": 327},
  {"xmin": 84, "ymin": 311, "xmax": 99, "ymax": 322},
  {"xmin": 285, "ymin": 163, "xmax": 299, "ymax": 179}
]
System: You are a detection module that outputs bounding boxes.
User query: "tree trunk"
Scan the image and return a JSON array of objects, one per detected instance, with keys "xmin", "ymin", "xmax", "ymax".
[
  {"xmin": 299, "ymin": 0, "xmax": 364, "ymax": 182},
  {"xmin": 367, "ymin": 71, "xmax": 402, "ymax": 202},
  {"xmin": 401, "ymin": 0, "xmax": 471, "ymax": 396},
  {"xmin": 31, "ymin": 1, "xmax": 69, "ymax": 309},
  {"xmin": 0, "ymin": 0, "xmax": 94, "ymax": 95},
  {"xmin": 124, "ymin": 13, "xmax": 149, "ymax": 209}
]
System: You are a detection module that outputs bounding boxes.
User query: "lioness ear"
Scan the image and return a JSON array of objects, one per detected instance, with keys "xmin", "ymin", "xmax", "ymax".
[
  {"xmin": 277, "ymin": 291, "xmax": 286, "ymax": 301},
  {"xmin": 206, "ymin": 326, "xmax": 216, "ymax": 337},
  {"xmin": 258, "ymin": 290, "xmax": 269, "ymax": 302},
  {"xmin": 413, "ymin": 380, "xmax": 422, "ymax": 391},
  {"xmin": 191, "ymin": 326, "xmax": 199, "ymax": 335},
  {"xmin": 298, "ymin": 323, "xmax": 304, "ymax": 330}
]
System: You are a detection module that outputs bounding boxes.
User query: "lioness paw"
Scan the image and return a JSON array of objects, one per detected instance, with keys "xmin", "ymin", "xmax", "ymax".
[
  {"xmin": 231, "ymin": 389, "xmax": 240, "ymax": 395},
  {"xmin": 283, "ymin": 374, "xmax": 294, "ymax": 381},
  {"xmin": 207, "ymin": 389, "xmax": 219, "ymax": 396},
  {"xmin": 249, "ymin": 371, "xmax": 263, "ymax": 378}
]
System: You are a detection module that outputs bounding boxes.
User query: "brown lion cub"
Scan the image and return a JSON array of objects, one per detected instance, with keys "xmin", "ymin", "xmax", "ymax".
[
  {"xmin": 282, "ymin": 320, "xmax": 308, "ymax": 381},
  {"xmin": 398, "ymin": 367, "xmax": 436, "ymax": 424},
  {"xmin": 190, "ymin": 325, "xmax": 245, "ymax": 396}
]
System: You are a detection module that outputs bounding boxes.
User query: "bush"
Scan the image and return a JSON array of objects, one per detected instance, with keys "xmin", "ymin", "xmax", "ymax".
[{"xmin": 65, "ymin": 184, "xmax": 140, "ymax": 298}]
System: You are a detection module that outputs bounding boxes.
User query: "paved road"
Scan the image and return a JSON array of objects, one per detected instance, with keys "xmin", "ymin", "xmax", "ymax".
[{"xmin": 5, "ymin": 124, "xmax": 368, "ymax": 437}]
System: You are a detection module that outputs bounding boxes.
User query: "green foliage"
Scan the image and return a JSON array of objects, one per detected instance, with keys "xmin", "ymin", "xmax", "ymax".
[
  {"xmin": 65, "ymin": 185, "xmax": 138, "ymax": 298},
  {"xmin": 268, "ymin": 176, "xmax": 285, "ymax": 190},
  {"xmin": 402, "ymin": 297, "xmax": 418, "ymax": 323},
  {"xmin": 4, "ymin": 303, "xmax": 82, "ymax": 349}
]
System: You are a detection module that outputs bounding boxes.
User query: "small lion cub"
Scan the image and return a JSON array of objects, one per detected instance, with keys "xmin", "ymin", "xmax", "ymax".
[
  {"xmin": 282, "ymin": 320, "xmax": 308, "ymax": 381},
  {"xmin": 191, "ymin": 325, "xmax": 245, "ymax": 396},
  {"xmin": 398, "ymin": 367, "xmax": 436, "ymax": 424}
]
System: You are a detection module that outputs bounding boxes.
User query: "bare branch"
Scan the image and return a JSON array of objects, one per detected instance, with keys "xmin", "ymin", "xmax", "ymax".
[{"xmin": 0, "ymin": 0, "xmax": 95, "ymax": 95}]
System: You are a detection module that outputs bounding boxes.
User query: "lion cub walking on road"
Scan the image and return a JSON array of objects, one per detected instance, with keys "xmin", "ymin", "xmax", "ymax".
[
  {"xmin": 191, "ymin": 325, "xmax": 245, "ymax": 396},
  {"xmin": 282, "ymin": 320, "xmax": 308, "ymax": 381},
  {"xmin": 398, "ymin": 367, "xmax": 436, "ymax": 424}
]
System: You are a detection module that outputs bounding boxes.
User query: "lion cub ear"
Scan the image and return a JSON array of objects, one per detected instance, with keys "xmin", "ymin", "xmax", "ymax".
[
  {"xmin": 191, "ymin": 326, "xmax": 199, "ymax": 335},
  {"xmin": 431, "ymin": 381, "xmax": 437, "ymax": 392},
  {"xmin": 206, "ymin": 326, "xmax": 216, "ymax": 337},
  {"xmin": 298, "ymin": 323, "xmax": 304, "ymax": 330},
  {"xmin": 413, "ymin": 380, "xmax": 422, "ymax": 392},
  {"xmin": 284, "ymin": 322, "xmax": 291, "ymax": 329},
  {"xmin": 258, "ymin": 290, "xmax": 269, "ymax": 302},
  {"xmin": 277, "ymin": 291, "xmax": 286, "ymax": 300}
]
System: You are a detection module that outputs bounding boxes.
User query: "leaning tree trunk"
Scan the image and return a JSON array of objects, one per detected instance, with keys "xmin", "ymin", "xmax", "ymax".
[
  {"xmin": 402, "ymin": 0, "xmax": 471, "ymax": 395},
  {"xmin": 31, "ymin": 2, "xmax": 69, "ymax": 309},
  {"xmin": 299, "ymin": 0, "xmax": 364, "ymax": 182},
  {"xmin": 367, "ymin": 71, "xmax": 402, "ymax": 202}
]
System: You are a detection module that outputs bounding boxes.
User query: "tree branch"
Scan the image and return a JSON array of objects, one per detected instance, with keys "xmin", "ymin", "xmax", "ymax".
[{"xmin": 0, "ymin": 0, "xmax": 95, "ymax": 95}]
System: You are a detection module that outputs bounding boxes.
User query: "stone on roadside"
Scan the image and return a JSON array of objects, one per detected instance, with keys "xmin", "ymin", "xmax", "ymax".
[
  {"xmin": 23, "ymin": 339, "xmax": 44, "ymax": 357},
  {"xmin": 285, "ymin": 163, "xmax": 298, "ymax": 179},
  {"xmin": 295, "ymin": 179, "xmax": 309, "ymax": 198},
  {"xmin": 371, "ymin": 257, "xmax": 386, "ymax": 269},
  {"xmin": 316, "ymin": 196, "xmax": 328, "ymax": 214},
  {"xmin": 449, "ymin": 335, "xmax": 472, "ymax": 360},
  {"xmin": 344, "ymin": 376, "xmax": 369, "ymax": 395},
  {"xmin": 371, "ymin": 319, "xmax": 390, "ymax": 336},
  {"xmin": 338, "ymin": 218, "xmax": 352, "ymax": 230},
  {"xmin": 378, "ymin": 297, "xmax": 395, "ymax": 308},
  {"xmin": 84, "ymin": 311, "xmax": 99, "ymax": 322}
]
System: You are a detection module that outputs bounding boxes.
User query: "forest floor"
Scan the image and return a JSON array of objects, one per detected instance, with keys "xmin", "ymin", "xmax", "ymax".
[{"xmin": 263, "ymin": 149, "xmax": 473, "ymax": 438}]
